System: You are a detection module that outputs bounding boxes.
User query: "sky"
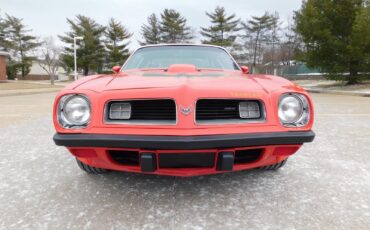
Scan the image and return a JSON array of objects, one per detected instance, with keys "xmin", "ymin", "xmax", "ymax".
[{"xmin": 1, "ymin": 0, "xmax": 302, "ymax": 50}]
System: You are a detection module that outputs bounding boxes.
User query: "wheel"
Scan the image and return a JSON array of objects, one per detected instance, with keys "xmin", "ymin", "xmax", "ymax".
[
  {"xmin": 259, "ymin": 159, "xmax": 288, "ymax": 170},
  {"xmin": 76, "ymin": 158, "xmax": 109, "ymax": 174}
]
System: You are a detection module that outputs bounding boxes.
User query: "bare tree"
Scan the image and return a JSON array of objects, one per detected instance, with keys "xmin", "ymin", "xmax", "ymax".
[
  {"xmin": 241, "ymin": 12, "xmax": 275, "ymax": 70},
  {"xmin": 279, "ymin": 18, "xmax": 303, "ymax": 66},
  {"xmin": 38, "ymin": 37, "xmax": 61, "ymax": 85},
  {"xmin": 269, "ymin": 12, "xmax": 281, "ymax": 68}
]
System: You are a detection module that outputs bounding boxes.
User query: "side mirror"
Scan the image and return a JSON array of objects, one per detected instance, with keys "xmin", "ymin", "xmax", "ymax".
[
  {"xmin": 112, "ymin": 66, "xmax": 121, "ymax": 74},
  {"xmin": 241, "ymin": 66, "xmax": 249, "ymax": 74}
]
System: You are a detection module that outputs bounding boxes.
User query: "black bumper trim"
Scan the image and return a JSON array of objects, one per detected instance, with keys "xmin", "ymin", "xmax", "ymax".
[{"xmin": 53, "ymin": 131, "xmax": 315, "ymax": 150}]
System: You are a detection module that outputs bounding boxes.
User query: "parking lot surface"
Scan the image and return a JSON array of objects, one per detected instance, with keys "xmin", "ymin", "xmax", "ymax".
[{"xmin": 0, "ymin": 92, "xmax": 369, "ymax": 229}]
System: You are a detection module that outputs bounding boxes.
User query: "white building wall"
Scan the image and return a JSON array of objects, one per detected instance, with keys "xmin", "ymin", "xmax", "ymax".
[{"xmin": 28, "ymin": 61, "xmax": 69, "ymax": 81}]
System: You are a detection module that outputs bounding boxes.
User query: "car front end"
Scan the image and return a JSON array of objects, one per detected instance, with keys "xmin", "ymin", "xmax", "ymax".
[{"xmin": 53, "ymin": 44, "xmax": 315, "ymax": 176}]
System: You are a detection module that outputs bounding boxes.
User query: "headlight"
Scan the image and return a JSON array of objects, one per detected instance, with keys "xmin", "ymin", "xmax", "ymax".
[
  {"xmin": 58, "ymin": 95, "xmax": 91, "ymax": 128},
  {"xmin": 278, "ymin": 94, "xmax": 310, "ymax": 127}
]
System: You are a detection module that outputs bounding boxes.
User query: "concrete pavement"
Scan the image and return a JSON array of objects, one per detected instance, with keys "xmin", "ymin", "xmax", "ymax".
[
  {"xmin": 294, "ymin": 80, "xmax": 370, "ymax": 97},
  {"xmin": 0, "ymin": 92, "xmax": 369, "ymax": 229}
]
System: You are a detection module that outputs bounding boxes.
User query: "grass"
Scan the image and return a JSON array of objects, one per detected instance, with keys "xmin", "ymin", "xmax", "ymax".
[
  {"xmin": 0, "ymin": 82, "xmax": 63, "ymax": 90},
  {"xmin": 323, "ymin": 82, "xmax": 370, "ymax": 91}
]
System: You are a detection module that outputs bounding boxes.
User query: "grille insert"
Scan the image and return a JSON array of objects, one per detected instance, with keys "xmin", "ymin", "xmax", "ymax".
[
  {"xmin": 106, "ymin": 99, "xmax": 176, "ymax": 124},
  {"xmin": 196, "ymin": 99, "xmax": 264, "ymax": 123}
]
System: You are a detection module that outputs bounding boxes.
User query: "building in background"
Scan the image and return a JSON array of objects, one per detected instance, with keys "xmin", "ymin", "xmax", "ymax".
[
  {"xmin": 0, "ymin": 51, "xmax": 9, "ymax": 81},
  {"xmin": 18, "ymin": 61, "xmax": 69, "ymax": 81}
]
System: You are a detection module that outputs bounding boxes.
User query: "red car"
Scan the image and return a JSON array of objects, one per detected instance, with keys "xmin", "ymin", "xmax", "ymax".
[{"xmin": 53, "ymin": 44, "xmax": 315, "ymax": 177}]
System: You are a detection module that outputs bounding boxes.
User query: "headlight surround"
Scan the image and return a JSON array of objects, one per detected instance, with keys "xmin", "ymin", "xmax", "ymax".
[
  {"xmin": 278, "ymin": 93, "xmax": 310, "ymax": 127},
  {"xmin": 58, "ymin": 94, "xmax": 91, "ymax": 128}
]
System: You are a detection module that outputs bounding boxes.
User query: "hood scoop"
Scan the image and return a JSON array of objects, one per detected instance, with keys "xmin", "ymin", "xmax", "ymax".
[{"xmin": 167, "ymin": 64, "xmax": 198, "ymax": 73}]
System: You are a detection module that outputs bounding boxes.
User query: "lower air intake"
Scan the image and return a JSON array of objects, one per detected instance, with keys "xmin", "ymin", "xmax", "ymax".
[
  {"xmin": 109, "ymin": 150, "xmax": 139, "ymax": 166},
  {"xmin": 234, "ymin": 149, "xmax": 262, "ymax": 164}
]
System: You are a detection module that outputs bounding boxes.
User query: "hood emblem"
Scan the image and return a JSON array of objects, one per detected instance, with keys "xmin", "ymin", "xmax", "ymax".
[{"xmin": 179, "ymin": 105, "xmax": 192, "ymax": 116}]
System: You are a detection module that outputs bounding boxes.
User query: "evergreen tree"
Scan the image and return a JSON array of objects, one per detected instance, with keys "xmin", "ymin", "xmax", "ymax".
[
  {"xmin": 105, "ymin": 18, "xmax": 132, "ymax": 67},
  {"xmin": 160, "ymin": 9, "xmax": 193, "ymax": 43},
  {"xmin": 350, "ymin": 1, "xmax": 370, "ymax": 76},
  {"xmin": 200, "ymin": 6, "xmax": 240, "ymax": 47},
  {"xmin": 140, "ymin": 14, "xmax": 161, "ymax": 45},
  {"xmin": 295, "ymin": 0, "xmax": 369, "ymax": 84},
  {"xmin": 241, "ymin": 12, "xmax": 275, "ymax": 67},
  {"xmin": 1, "ymin": 14, "xmax": 40, "ymax": 78},
  {"xmin": 59, "ymin": 15, "xmax": 106, "ymax": 75},
  {"xmin": 0, "ymin": 13, "xmax": 5, "ymax": 49}
]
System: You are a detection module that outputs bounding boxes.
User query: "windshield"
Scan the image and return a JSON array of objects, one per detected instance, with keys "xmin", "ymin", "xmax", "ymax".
[{"xmin": 122, "ymin": 46, "xmax": 240, "ymax": 71}]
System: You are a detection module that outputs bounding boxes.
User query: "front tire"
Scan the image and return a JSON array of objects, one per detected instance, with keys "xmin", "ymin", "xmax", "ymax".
[
  {"xmin": 259, "ymin": 159, "xmax": 288, "ymax": 170},
  {"xmin": 76, "ymin": 158, "xmax": 109, "ymax": 174}
]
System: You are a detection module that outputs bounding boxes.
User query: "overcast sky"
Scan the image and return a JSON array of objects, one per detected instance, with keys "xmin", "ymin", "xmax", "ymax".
[{"xmin": 1, "ymin": 0, "xmax": 302, "ymax": 50}]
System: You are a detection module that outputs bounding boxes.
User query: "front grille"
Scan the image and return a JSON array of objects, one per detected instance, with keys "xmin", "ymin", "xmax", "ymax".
[
  {"xmin": 106, "ymin": 99, "xmax": 176, "ymax": 124},
  {"xmin": 159, "ymin": 153, "xmax": 215, "ymax": 168},
  {"xmin": 109, "ymin": 149, "xmax": 262, "ymax": 168},
  {"xmin": 196, "ymin": 99, "xmax": 263, "ymax": 123}
]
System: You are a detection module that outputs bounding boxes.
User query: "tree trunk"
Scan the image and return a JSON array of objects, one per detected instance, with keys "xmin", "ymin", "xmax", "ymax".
[
  {"xmin": 347, "ymin": 61, "xmax": 359, "ymax": 85},
  {"xmin": 252, "ymin": 31, "xmax": 260, "ymax": 67},
  {"xmin": 20, "ymin": 41, "xmax": 25, "ymax": 78},
  {"xmin": 50, "ymin": 74, "xmax": 55, "ymax": 85},
  {"xmin": 21, "ymin": 56, "xmax": 26, "ymax": 78},
  {"xmin": 21, "ymin": 65, "xmax": 25, "ymax": 78},
  {"xmin": 221, "ymin": 29, "xmax": 224, "ymax": 44},
  {"xmin": 84, "ymin": 67, "xmax": 89, "ymax": 76}
]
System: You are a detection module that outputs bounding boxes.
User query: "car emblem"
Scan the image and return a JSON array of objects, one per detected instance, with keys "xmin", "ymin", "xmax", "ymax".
[{"xmin": 179, "ymin": 105, "xmax": 192, "ymax": 116}]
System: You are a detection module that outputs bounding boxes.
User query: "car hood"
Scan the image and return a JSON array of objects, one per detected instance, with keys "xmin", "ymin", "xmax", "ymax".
[{"xmin": 72, "ymin": 71, "xmax": 270, "ymax": 94}]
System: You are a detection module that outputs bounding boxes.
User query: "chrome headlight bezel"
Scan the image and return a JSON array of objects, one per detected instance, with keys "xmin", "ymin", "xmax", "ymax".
[
  {"xmin": 278, "ymin": 93, "xmax": 310, "ymax": 127},
  {"xmin": 57, "ymin": 94, "xmax": 91, "ymax": 129}
]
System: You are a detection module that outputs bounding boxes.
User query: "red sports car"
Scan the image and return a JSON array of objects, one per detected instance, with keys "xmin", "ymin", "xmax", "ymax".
[{"xmin": 53, "ymin": 44, "xmax": 315, "ymax": 177}]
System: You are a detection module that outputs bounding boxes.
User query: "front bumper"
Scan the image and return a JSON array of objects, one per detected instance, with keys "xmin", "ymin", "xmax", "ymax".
[
  {"xmin": 53, "ymin": 131, "xmax": 315, "ymax": 150},
  {"xmin": 54, "ymin": 131, "xmax": 314, "ymax": 176}
]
